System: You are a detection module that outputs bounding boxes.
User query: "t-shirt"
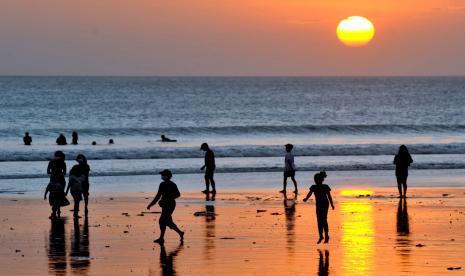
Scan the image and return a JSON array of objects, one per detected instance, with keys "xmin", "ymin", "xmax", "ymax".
[
  {"xmin": 393, "ymin": 154, "xmax": 413, "ymax": 175},
  {"xmin": 68, "ymin": 175, "xmax": 85, "ymax": 192},
  {"xmin": 157, "ymin": 180, "xmax": 181, "ymax": 205},
  {"xmin": 205, "ymin": 150, "xmax": 216, "ymax": 170},
  {"xmin": 310, "ymin": 184, "xmax": 331, "ymax": 206},
  {"xmin": 284, "ymin": 152, "xmax": 295, "ymax": 171}
]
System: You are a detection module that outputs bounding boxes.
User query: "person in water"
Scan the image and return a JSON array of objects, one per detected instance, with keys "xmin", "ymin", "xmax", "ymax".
[
  {"xmin": 47, "ymin": 151, "xmax": 67, "ymax": 189},
  {"xmin": 44, "ymin": 181, "xmax": 64, "ymax": 219},
  {"xmin": 71, "ymin": 131, "xmax": 78, "ymax": 145},
  {"xmin": 394, "ymin": 145, "xmax": 413, "ymax": 198},
  {"xmin": 76, "ymin": 154, "xmax": 91, "ymax": 215},
  {"xmin": 303, "ymin": 171, "xmax": 335, "ymax": 244},
  {"xmin": 66, "ymin": 166, "xmax": 85, "ymax": 218},
  {"xmin": 56, "ymin": 133, "xmax": 67, "ymax": 145},
  {"xmin": 280, "ymin": 144, "xmax": 298, "ymax": 194},
  {"xmin": 23, "ymin": 132, "xmax": 32, "ymax": 145},
  {"xmin": 161, "ymin": 135, "xmax": 177, "ymax": 142},
  {"xmin": 200, "ymin": 143, "xmax": 216, "ymax": 194},
  {"xmin": 147, "ymin": 169, "xmax": 184, "ymax": 244}
]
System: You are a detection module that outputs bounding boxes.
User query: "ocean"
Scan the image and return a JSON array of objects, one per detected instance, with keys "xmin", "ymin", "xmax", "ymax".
[{"xmin": 1, "ymin": 76, "xmax": 465, "ymax": 193}]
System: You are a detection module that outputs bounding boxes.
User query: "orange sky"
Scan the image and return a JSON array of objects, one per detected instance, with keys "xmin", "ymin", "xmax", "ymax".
[{"xmin": 0, "ymin": 0, "xmax": 464, "ymax": 75}]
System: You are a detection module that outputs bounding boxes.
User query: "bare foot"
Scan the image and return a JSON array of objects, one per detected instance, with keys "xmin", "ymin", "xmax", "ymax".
[
  {"xmin": 279, "ymin": 190, "xmax": 286, "ymax": 194},
  {"xmin": 293, "ymin": 190, "xmax": 298, "ymax": 194},
  {"xmin": 324, "ymin": 236, "xmax": 329, "ymax": 244},
  {"xmin": 153, "ymin": 238, "xmax": 165, "ymax": 244},
  {"xmin": 317, "ymin": 237, "xmax": 324, "ymax": 244},
  {"xmin": 179, "ymin": 231, "xmax": 184, "ymax": 242},
  {"xmin": 201, "ymin": 190, "xmax": 209, "ymax": 194}
]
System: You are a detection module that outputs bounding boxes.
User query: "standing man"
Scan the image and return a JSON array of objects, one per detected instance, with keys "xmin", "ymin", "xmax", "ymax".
[
  {"xmin": 200, "ymin": 143, "xmax": 216, "ymax": 194},
  {"xmin": 280, "ymin": 143, "xmax": 298, "ymax": 194}
]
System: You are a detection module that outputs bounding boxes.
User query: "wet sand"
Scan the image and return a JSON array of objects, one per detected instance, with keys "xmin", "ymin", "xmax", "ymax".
[{"xmin": 1, "ymin": 187, "xmax": 464, "ymax": 275}]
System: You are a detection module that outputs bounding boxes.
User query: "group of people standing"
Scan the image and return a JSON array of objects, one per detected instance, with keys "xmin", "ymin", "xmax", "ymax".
[{"xmin": 44, "ymin": 151, "xmax": 90, "ymax": 219}]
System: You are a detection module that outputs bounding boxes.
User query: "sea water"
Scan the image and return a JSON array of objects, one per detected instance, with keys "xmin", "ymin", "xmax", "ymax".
[{"xmin": 1, "ymin": 76, "xmax": 465, "ymax": 193}]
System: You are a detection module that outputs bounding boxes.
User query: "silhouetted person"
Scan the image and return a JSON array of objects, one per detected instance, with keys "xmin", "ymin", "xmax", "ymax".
[
  {"xmin": 318, "ymin": 249, "xmax": 329, "ymax": 276},
  {"xmin": 70, "ymin": 216, "xmax": 90, "ymax": 272},
  {"xmin": 280, "ymin": 144, "xmax": 298, "ymax": 194},
  {"xmin": 23, "ymin": 132, "xmax": 32, "ymax": 145},
  {"xmin": 91, "ymin": 141, "xmax": 97, "ymax": 146},
  {"xmin": 109, "ymin": 139, "xmax": 114, "ymax": 144},
  {"xmin": 56, "ymin": 133, "xmax": 67, "ymax": 145},
  {"xmin": 161, "ymin": 135, "xmax": 177, "ymax": 142},
  {"xmin": 158, "ymin": 243, "xmax": 183, "ymax": 276},
  {"xmin": 44, "ymin": 181, "xmax": 65, "ymax": 219},
  {"xmin": 47, "ymin": 151, "xmax": 67, "ymax": 189},
  {"xmin": 303, "ymin": 171, "xmax": 335, "ymax": 244},
  {"xmin": 48, "ymin": 218, "xmax": 66, "ymax": 274},
  {"xmin": 147, "ymin": 169, "xmax": 184, "ymax": 244},
  {"xmin": 200, "ymin": 143, "xmax": 216, "ymax": 194},
  {"xmin": 76, "ymin": 154, "xmax": 91, "ymax": 215},
  {"xmin": 66, "ymin": 166, "xmax": 85, "ymax": 218},
  {"xmin": 394, "ymin": 145, "xmax": 413, "ymax": 198},
  {"xmin": 71, "ymin": 131, "xmax": 78, "ymax": 145}
]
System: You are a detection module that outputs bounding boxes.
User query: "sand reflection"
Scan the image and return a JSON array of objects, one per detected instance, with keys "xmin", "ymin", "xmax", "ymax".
[
  {"xmin": 283, "ymin": 194, "xmax": 296, "ymax": 256},
  {"xmin": 396, "ymin": 198, "xmax": 411, "ymax": 272},
  {"xmin": 341, "ymin": 200, "xmax": 374, "ymax": 275}
]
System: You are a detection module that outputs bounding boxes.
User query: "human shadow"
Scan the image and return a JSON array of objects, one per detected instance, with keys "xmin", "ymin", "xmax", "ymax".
[
  {"xmin": 70, "ymin": 216, "xmax": 91, "ymax": 273},
  {"xmin": 283, "ymin": 193, "xmax": 296, "ymax": 253},
  {"xmin": 48, "ymin": 217, "xmax": 67, "ymax": 275},
  {"xmin": 318, "ymin": 249, "xmax": 329, "ymax": 276},
  {"xmin": 158, "ymin": 243, "xmax": 183, "ymax": 276},
  {"xmin": 204, "ymin": 192, "xmax": 216, "ymax": 260},
  {"xmin": 396, "ymin": 198, "xmax": 412, "ymax": 269}
]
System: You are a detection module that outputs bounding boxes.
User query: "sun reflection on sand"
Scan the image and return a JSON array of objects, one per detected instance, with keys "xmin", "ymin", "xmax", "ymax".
[{"xmin": 341, "ymin": 200, "xmax": 375, "ymax": 275}]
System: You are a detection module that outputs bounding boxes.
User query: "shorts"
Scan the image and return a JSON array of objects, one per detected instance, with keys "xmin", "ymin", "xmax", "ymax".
[
  {"xmin": 284, "ymin": 170, "xmax": 296, "ymax": 178},
  {"xmin": 205, "ymin": 169, "xmax": 215, "ymax": 179}
]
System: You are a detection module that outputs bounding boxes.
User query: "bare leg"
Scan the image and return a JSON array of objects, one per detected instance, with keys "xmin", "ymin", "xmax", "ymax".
[
  {"xmin": 74, "ymin": 199, "xmax": 80, "ymax": 218},
  {"xmin": 155, "ymin": 223, "xmax": 167, "ymax": 243},
  {"xmin": 396, "ymin": 177, "xmax": 402, "ymax": 198},
  {"xmin": 169, "ymin": 223, "xmax": 184, "ymax": 242},
  {"xmin": 403, "ymin": 178, "xmax": 408, "ymax": 198},
  {"xmin": 203, "ymin": 175, "xmax": 210, "ymax": 193},
  {"xmin": 291, "ymin": 176, "xmax": 298, "ymax": 193},
  {"xmin": 281, "ymin": 176, "xmax": 287, "ymax": 193},
  {"xmin": 84, "ymin": 194, "xmax": 89, "ymax": 215},
  {"xmin": 210, "ymin": 177, "xmax": 216, "ymax": 193}
]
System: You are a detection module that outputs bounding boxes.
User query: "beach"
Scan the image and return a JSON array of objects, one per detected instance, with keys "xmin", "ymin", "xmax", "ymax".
[{"xmin": 1, "ymin": 173, "xmax": 464, "ymax": 275}]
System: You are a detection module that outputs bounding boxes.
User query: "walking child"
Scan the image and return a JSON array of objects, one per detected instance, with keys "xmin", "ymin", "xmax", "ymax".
[
  {"xmin": 44, "ymin": 181, "xmax": 65, "ymax": 219},
  {"xmin": 280, "ymin": 143, "xmax": 298, "ymax": 194},
  {"xmin": 303, "ymin": 171, "xmax": 335, "ymax": 244},
  {"xmin": 66, "ymin": 166, "xmax": 85, "ymax": 218},
  {"xmin": 147, "ymin": 169, "xmax": 184, "ymax": 244}
]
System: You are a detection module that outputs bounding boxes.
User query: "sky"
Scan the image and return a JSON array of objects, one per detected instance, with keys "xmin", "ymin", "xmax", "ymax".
[{"xmin": 0, "ymin": 0, "xmax": 465, "ymax": 76}]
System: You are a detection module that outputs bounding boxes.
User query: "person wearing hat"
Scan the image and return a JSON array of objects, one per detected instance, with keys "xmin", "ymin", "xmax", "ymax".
[
  {"xmin": 147, "ymin": 169, "xmax": 184, "ymax": 244},
  {"xmin": 280, "ymin": 144, "xmax": 298, "ymax": 194},
  {"xmin": 76, "ymin": 154, "xmax": 91, "ymax": 215},
  {"xmin": 200, "ymin": 143, "xmax": 216, "ymax": 194}
]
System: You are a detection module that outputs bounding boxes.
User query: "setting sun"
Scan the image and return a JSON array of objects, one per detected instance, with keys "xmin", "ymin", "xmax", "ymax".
[{"xmin": 337, "ymin": 16, "xmax": 375, "ymax": 47}]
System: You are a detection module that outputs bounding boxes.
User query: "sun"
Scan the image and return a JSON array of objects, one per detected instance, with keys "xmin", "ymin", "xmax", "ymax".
[{"xmin": 337, "ymin": 16, "xmax": 375, "ymax": 47}]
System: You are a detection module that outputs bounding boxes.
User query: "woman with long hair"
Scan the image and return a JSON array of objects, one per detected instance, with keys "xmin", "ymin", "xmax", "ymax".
[{"xmin": 394, "ymin": 145, "xmax": 413, "ymax": 198}]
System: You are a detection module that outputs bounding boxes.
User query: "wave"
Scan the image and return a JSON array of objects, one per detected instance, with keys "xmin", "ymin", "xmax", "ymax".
[
  {"xmin": 2, "ymin": 124, "xmax": 465, "ymax": 137},
  {"xmin": 1, "ymin": 143, "xmax": 465, "ymax": 162},
  {"xmin": 1, "ymin": 162, "xmax": 465, "ymax": 180}
]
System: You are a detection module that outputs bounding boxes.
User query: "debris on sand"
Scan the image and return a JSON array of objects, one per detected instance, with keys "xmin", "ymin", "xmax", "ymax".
[
  {"xmin": 194, "ymin": 211, "xmax": 216, "ymax": 217},
  {"xmin": 442, "ymin": 194, "xmax": 449, "ymax": 197},
  {"xmin": 141, "ymin": 211, "xmax": 161, "ymax": 214},
  {"xmin": 109, "ymin": 197, "xmax": 114, "ymax": 200},
  {"xmin": 256, "ymin": 210, "xmax": 267, "ymax": 213},
  {"xmin": 122, "ymin": 212, "xmax": 130, "ymax": 216},
  {"xmin": 220, "ymin": 237, "xmax": 235, "ymax": 240},
  {"xmin": 415, "ymin": 243, "xmax": 426, "ymax": 247},
  {"xmin": 447, "ymin": 267, "xmax": 461, "ymax": 270},
  {"xmin": 270, "ymin": 212, "xmax": 280, "ymax": 215}
]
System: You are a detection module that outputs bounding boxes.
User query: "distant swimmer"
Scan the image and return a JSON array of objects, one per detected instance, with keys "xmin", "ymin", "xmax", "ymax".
[
  {"xmin": 200, "ymin": 143, "xmax": 216, "ymax": 194},
  {"xmin": 280, "ymin": 144, "xmax": 298, "ymax": 195},
  {"xmin": 394, "ymin": 145, "xmax": 413, "ymax": 198},
  {"xmin": 71, "ymin": 131, "xmax": 78, "ymax": 145},
  {"xmin": 91, "ymin": 141, "xmax": 97, "ymax": 146},
  {"xmin": 160, "ymin": 135, "xmax": 177, "ymax": 142},
  {"xmin": 23, "ymin": 132, "xmax": 32, "ymax": 145},
  {"xmin": 109, "ymin": 139, "xmax": 114, "ymax": 144},
  {"xmin": 303, "ymin": 171, "xmax": 335, "ymax": 244},
  {"xmin": 147, "ymin": 169, "xmax": 184, "ymax": 244},
  {"xmin": 56, "ymin": 134, "xmax": 67, "ymax": 145}
]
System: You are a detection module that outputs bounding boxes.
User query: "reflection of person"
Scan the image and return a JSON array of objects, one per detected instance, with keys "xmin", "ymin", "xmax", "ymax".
[
  {"xmin": 48, "ymin": 218, "xmax": 66, "ymax": 274},
  {"xmin": 396, "ymin": 198, "xmax": 409, "ymax": 235},
  {"xmin": 200, "ymin": 143, "xmax": 216, "ymax": 194},
  {"xmin": 56, "ymin": 133, "xmax": 67, "ymax": 145},
  {"xmin": 318, "ymin": 249, "xmax": 329, "ymax": 276},
  {"xmin": 66, "ymin": 166, "xmax": 85, "ymax": 218},
  {"xmin": 23, "ymin": 132, "xmax": 32, "ymax": 145},
  {"xmin": 70, "ymin": 216, "xmax": 90, "ymax": 271},
  {"xmin": 303, "ymin": 171, "xmax": 335, "ymax": 244},
  {"xmin": 158, "ymin": 243, "xmax": 183, "ymax": 276},
  {"xmin": 147, "ymin": 169, "xmax": 184, "ymax": 244},
  {"xmin": 47, "ymin": 151, "xmax": 67, "ymax": 189},
  {"xmin": 71, "ymin": 131, "xmax": 78, "ymax": 145},
  {"xmin": 76, "ymin": 154, "xmax": 91, "ymax": 215},
  {"xmin": 280, "ymin": 144, "xmax": 298, "ymax": 195},
  {"xmin": 161, "ymin": 135, "xmax": 177, "ymax": 142},
  {"xmin": 394, "ymin": 145, "xmax": 413, "ymax": 198}
]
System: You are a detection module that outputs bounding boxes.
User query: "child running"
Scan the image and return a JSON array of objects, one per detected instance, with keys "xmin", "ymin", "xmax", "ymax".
[
  {"xmin": 65, "ymin": 166, "xmax": 85, "ymax": 218},
  {"xmin": 303, "ymin": 171, "xmax": 335, "ymax": 244},
  {"xmin": 147, "ymin": 169, "xmax": 184, "ymax": 244}
]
